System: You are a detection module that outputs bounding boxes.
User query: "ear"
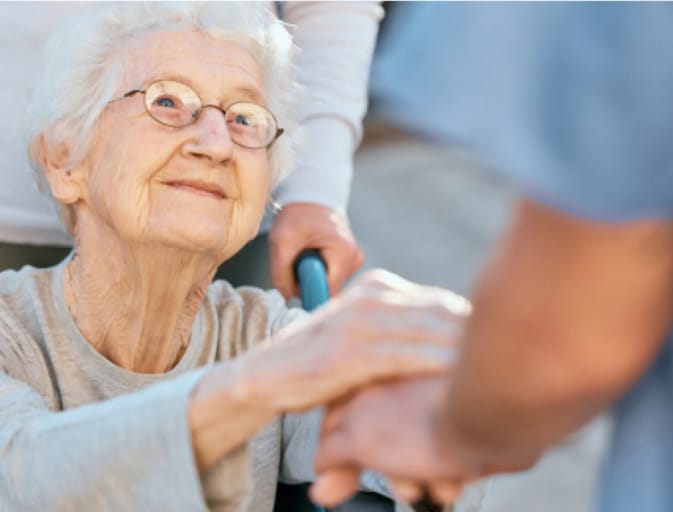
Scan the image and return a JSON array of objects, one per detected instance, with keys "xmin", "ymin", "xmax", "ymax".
[{"xmin": 38, "ymin": 134, "xmax": 85, "ymax": 206}]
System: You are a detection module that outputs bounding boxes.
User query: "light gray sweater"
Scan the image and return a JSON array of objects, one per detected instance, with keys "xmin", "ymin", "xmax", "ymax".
[{"xmin": 0, "ymin": 258, "xmax": 335, "ymax": 512}]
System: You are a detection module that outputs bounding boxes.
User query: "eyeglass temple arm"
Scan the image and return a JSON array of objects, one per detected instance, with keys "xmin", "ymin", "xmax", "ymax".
[
  {"xmin": 267, "ymin": 128, "xmax": 284, "ymax": 148},
  {"xmin": 108, "ymin": 89, "xmax": 144, "ymax": 103}
]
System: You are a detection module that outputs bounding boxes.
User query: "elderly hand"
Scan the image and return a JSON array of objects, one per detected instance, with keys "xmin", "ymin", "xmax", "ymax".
[
  {"xmin": 269, "ymin": 202, "xmax": 364, "ymax": 300},
  {"xmin": 234, "ymin": 269, "xmax": 469, "ymax": 412},
  {"xmin": 189, "ymin": 270, "xmax": 469, "ymax": 472}
]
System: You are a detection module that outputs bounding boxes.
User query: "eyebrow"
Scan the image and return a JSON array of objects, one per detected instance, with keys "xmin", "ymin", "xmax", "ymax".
[
  {"xmin": 230, "ymin": 85, "xmax": 266, "ymax": 105},
  {"xmin": 143, "ymin": 73, "xmax": 266, "ymax": 105}
]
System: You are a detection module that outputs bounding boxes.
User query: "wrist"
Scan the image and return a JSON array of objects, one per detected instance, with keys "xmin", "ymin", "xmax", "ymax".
[
  {"xmin": 187, "ymin": 361, "xmax": 277, "ymax": 472},
  {"xmin": 229, "ymin": 344, "xmax": 297, "ymax": 416}
]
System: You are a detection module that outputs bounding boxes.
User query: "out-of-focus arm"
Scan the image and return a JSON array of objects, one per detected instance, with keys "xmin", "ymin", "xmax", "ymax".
[
  {"xmin": 275, "ymin": 1, "xmax": 383, "ymax": 211},
  {"xmin": 441, "ymin": 199, "xmax": 673, "ymax": 471}
]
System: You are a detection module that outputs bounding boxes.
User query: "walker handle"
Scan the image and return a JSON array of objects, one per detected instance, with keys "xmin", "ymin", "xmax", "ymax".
[{"xmin": 294, "ymin": 249, "xmax": 330, "ymax": 311}]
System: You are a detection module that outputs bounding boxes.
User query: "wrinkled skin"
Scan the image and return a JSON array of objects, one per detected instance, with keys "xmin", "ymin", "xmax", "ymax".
[
  {"xmin": 43, "ymin": 30, "xmax": 271, "ymax": 373},
  {"xmin": 189, "ymin": 269, "xmax": 468, "ymax": 472}
]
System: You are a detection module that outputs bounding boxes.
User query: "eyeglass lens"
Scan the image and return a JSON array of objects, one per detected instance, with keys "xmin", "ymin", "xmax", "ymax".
[{"xmin": 144, "ymin": 80, "xmax": 278, "ymax": 148}]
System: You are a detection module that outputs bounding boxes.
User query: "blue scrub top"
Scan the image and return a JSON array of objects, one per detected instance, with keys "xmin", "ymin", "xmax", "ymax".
[{"xmin": 370, "ymin": 3, "xmax": 673, "ymax": 509}]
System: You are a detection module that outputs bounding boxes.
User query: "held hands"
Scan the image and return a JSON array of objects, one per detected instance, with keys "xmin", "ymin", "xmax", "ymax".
[
  {"xmin": 189, "ymin": 270, "xmax": 469, "ymax": 473},
  {"xmin": 269, "ymin": 202, "xmax": 364, "ymax": 300},
  {"xmin": 235, "ymin": 269, "xmax": 470, "ymax": 414},
  {"xmin": 311, "ymin": 370, "xmax": 538, "ymax": 509},
  {"xmin": 310, "ymin": 377, "xmax": 476, "ymax": 508},
  {"xmin": 311, "ymin": 356, "xmax": 539, "ymax": 507}
]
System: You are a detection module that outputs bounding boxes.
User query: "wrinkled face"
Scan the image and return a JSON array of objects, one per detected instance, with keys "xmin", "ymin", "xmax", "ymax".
[{"xmin": 77, "ymin": 30, "xmax": 270, "ymax": 258}]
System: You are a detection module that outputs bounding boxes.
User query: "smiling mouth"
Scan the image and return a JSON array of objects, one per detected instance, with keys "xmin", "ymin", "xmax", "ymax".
[{"xmin": 163, "ymin": 180, "xmax": 226, "ymax": 199}]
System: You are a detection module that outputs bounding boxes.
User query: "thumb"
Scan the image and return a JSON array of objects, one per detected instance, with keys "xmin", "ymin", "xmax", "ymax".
[
  {"xmin": 322, "ymin": 244, "xmax": 365, "ymax": 296},
  {"xmin": 269, "ymin": 234, "xmax": 300, "ymax": 300},
  {"xmin": 310, "ymin": 466, "xmax": 361, "ymax": 508}
]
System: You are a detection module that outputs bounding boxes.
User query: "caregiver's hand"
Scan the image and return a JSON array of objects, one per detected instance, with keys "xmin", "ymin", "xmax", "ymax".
[
  {"xmin": 311, "ymin": 376, "xmax": 474, "ymax": 508},
  {"xmin": 188, "ymin": 270, "xmax": 470, "ymax": 472},
  {"xmin": 269, "ymin": 203, "xmax": 364, "ymax": 300}
]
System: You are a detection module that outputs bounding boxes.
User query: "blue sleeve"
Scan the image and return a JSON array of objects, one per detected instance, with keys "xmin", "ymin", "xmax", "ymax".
[
  {"xmin": 372, "ymin": 3, "xmax": 673, "ymax": 221},
  {"xmin": 477, "ymin": 3, "xmax": 673, "ymax": 221}
]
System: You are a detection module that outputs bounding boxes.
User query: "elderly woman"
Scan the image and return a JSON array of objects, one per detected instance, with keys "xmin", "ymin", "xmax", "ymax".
[{"xmin": 0, "ymin": 3, "xmax": 463, "ymax": 512}]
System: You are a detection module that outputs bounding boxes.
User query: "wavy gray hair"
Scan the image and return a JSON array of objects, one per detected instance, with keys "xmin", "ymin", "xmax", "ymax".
[{"xmin": 26, "ymin": 2, "xmax": 299, "ymax": 235}]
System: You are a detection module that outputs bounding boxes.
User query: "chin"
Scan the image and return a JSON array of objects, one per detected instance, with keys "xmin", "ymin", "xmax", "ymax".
[
  {"xmin": 146, "ymin": 220, "xmax": 227, "ymax": 253},
  {"xmin": 146, "ymin": 207, "xmax": 258, "ymax": 258},
  {"xmin": 178, "ymin": 230, "xmax": 230, "ymax": 253}
]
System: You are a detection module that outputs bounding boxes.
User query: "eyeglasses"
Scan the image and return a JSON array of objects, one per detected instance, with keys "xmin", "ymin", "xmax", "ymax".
[{"xmin": 109, "ymin": 80, "xmax": 284, "ymax": 149}]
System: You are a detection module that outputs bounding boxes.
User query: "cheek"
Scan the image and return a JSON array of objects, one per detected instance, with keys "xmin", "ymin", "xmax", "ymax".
[
  {"xmin": 233, "ymin": 155, "xmax": 270, "ymax": 238},
  {"xmin": 84, "ymin": 128, "xmax": 169, "ymax": 232},
  {"xmin": 242, "ymin": 155, "xmax": 271, "ymax": 208}
]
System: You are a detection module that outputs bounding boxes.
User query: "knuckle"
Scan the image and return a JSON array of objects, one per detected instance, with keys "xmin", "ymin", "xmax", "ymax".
[
  {"xmin": 268, "ymin": 233, "xmax": 288, "ymax": 252},
  {"xmin": 358, "ymin": 268, "xmax": 392, "ymax": 288},
  {"xmin": 345, "ymin": 283, "xmax": 383, "ymax": 309},
  {"xmin": 354, "ymin": 249, "xmax": 365, "ymax": 268},
  {"xmin": 333, "ymin": 334, "xmax": 360, "ymax": 363},
  {"xmin": 429, "ymin": 302, "xmax": 451, "ymax": 318},
  {"xmin": 271, "ymin": 221, "xmax": 300, "ymax": 242},
  {"xmin": 345, "ymin": 245, "xmax": 364, "ymax": 267}
]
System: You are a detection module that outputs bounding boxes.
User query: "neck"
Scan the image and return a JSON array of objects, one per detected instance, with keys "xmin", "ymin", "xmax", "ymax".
[{"xmin": 63, "ymin": 222, "xmax": 216, "ymax": 374}]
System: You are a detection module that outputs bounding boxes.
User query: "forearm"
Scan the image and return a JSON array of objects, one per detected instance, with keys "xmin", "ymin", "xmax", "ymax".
[
  {"xmin": 1, "ymin": 370, "xmax": 213, "ymax": 512},
  {"xmin": 276, "ymin": 2, "xmax": 382, "ymax": 210},
  {"xmin": 189, "ymin": 334, "xmax": 342, "ymax": 474},
  {"xmin": 188, "ymin": 359, "xmax": 279, "ymax": 472},
  {"xmin": 273, "ymin": 118, "xmax": 354, "ymax": 210},
  {"xmin": 439, "ymin": 200, "xmax": 673, "ymax": 470},
  {"xmin": 283, "ymin": 1, "xmax": 381, "ymax": 139}
]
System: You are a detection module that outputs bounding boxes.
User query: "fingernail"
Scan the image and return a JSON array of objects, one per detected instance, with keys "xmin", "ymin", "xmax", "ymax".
[{"xmin": 308, "ymin": 481, "xmax": 322, "ymax": 502}]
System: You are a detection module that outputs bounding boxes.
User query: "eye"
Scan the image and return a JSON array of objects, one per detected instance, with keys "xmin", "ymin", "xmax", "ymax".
[
  {"xmin": 234, "ymin": 114, "xmax": 250, "ymax": 126},
  {"xmin": 154, "ymin": 96, "xmax": 176, "ymax": 108}
]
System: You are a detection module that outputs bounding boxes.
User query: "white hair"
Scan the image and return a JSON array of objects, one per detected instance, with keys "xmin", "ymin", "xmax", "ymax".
[{"xmin": 26, "ymin": 2, "xmax": 299, "ymax": 235}]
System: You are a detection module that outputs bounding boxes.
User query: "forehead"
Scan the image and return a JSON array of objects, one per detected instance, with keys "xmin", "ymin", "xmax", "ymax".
[{"xmin": 123, "ymin": 30, "xmax": 266, "ymax": 102}]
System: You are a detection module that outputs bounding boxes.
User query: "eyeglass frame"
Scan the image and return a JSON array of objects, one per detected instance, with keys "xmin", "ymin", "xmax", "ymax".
[{"xmin": 108, "ymin": 80, "xmax": 285, "ymax": 149}]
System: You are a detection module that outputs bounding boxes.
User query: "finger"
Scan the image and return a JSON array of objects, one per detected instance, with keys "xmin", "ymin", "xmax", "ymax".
[
  {"xmin": 387, "ymin": 477, "xmax": 424, "ymax": 503},
  {"xmin": 323, "ymin": 249, "xmax": 346, "ymax": 296},
  {"xmin": 428, "ymin": 480, "xmax": 465, "ymax": 504},
  {"xmin": 314, "ymin": 427, "xmax": 353, "ymax": 472},
  {"xmin": 337, "ymin": 299, "xmax": 465, "ymax": 346},
  {"xmin": 353, "ymin": 270, "xmax": 471, "ymax": 317},
  {"xmin": 269, "ymin": 235, "xmax": 300, "ymax": 300},
  {"xmin": 302, "ymin": 347, "xmax": 452, "ymax": 414},
  {"xmin": 319, "ymin": 395, "xmax": 350, "ymax": 434},
  {"xmin": 358, "ymin": 343, "xmax": 457, "ymax": 376},
  {"xmin": 323, "ymin": 244, "xmax": 364, "ymax": 295},
  {"xmin": 310, "ymin": 466, "xmax": 361, "ymax": 508},
  {"xmin": 411, "ymin": 491, "xmax": 445, "ymax": 512},
  {"xmin": 296, "ymin": 348, "xmax": 451, "ymax": 419}
]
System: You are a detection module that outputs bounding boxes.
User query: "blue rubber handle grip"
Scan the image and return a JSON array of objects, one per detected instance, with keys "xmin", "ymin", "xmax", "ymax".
[
  {"xmin": 293, "ymin": 249, "xmax": 330, "ymax": 512},
  {"xmin": 294, "ymin": 249, "xmax": 329, "ymax": 311}
]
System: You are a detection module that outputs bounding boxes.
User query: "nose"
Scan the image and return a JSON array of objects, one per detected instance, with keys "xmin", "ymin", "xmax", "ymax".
[{"xmin": 182, "ymin": 106, "xmax": 234, "ymax": 165}]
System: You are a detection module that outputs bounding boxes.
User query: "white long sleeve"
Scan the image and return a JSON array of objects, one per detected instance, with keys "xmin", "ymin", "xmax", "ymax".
[{"xmin": 274, "ymin": 1, "xmax": 383, "ymax": 211}]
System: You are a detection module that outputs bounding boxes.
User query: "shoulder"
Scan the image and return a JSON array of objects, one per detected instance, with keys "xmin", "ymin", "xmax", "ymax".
[
  {"xmin": 207, "ymin": 280, "xmax": 288, "ymax": 326},
  {"xmin": 207, "ymin": 280, "xmax": 308, "ymax": 355},
  {"xmin": 0, "ymin": 265, "xmax": 53, "ymax": 332},
  {"xmin": 0, "ymin": 264, "xmax": 42, "ymax": 294},
  {"xmin": 0, "ymin": 266, "xmax": 56, "ymax": 394}
]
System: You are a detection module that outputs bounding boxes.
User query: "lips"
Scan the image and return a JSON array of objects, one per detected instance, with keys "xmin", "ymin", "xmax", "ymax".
[{"xmin": 163, "ymin": 179, "xmax": 227, "ymax": 199}]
